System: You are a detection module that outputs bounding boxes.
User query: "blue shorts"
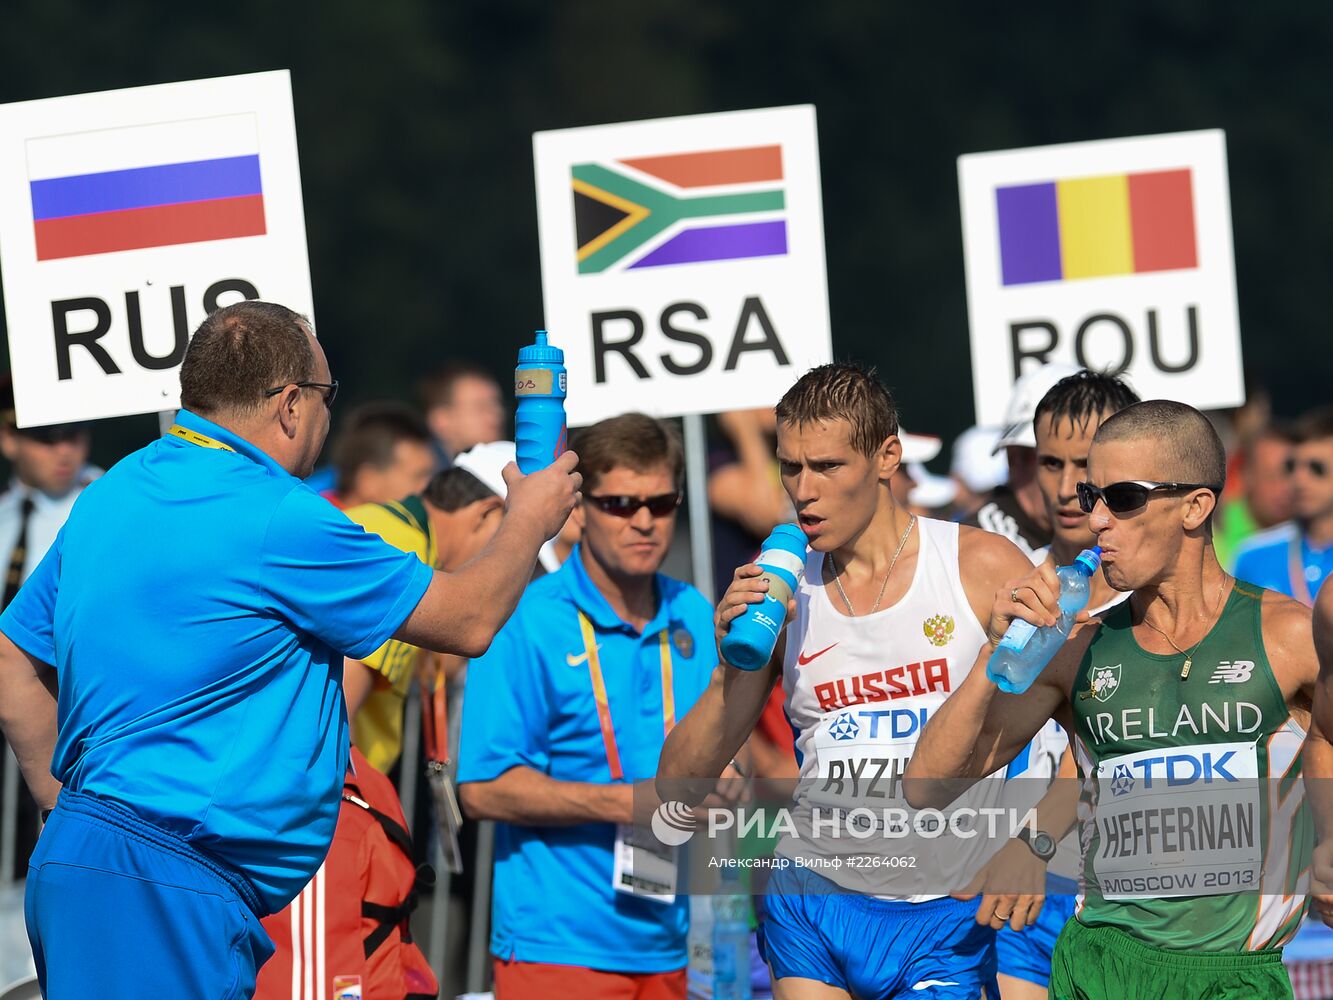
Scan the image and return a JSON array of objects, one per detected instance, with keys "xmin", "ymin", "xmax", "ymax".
[
  {"xmin": 760, "ymin": 864, "xmax": 997, "ymax": 999},
  {"xmin": 994, "ymin": 876, "xmax": 1078, "ymax": 988},
  {"xmin": 26, "ymin": 789, "xmax": 274, "ymax": 1000}
]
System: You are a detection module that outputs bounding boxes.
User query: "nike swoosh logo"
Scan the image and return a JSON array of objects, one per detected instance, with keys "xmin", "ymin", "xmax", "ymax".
[
  {"xmin": 912, "ymin": 982, "xmax": 960, "ymax": 991},
  {"xmin": 566, "ymin": 645, "xmax": 600, "ymax": 667},
  {"xmin": 797, "ymin": 643, "xmax": 838, "ymax": 666}
]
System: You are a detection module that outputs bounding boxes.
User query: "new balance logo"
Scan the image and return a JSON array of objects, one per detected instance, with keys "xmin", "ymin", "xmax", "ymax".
[{"xmin": 1209, "ymin": 660, "xmax": 1255, "ymax": 684}]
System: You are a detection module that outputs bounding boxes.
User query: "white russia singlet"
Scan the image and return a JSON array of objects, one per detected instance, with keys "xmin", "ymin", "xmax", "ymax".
[{"xmin": 776, "ymin": 516, "xmax": 1004, "ymax": 899}]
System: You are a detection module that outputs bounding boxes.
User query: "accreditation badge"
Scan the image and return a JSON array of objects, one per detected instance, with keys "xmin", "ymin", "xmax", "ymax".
[{"xmin": 613, "ymin": 823, "xmax": 678, "ymax": 904}]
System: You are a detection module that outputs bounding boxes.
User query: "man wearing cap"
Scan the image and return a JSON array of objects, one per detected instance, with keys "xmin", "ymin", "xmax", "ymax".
[
  {"xmin": 0, "ymin": 388, "xmax": 97, "ymax": 880},
  {"xmin": 950, "ymin": 425, "xmax": 1009, "ymax": 518},
  {"xmin": 965, "ymin": 364, "xmax": 1080, "ymax": 559},
  {"xmin": 0, "ymin": 301, "xmax": 581, "ymax": 999},
  {"xmin": 459, "ymin": 413, "xmax": 719, "ymax": 999}
]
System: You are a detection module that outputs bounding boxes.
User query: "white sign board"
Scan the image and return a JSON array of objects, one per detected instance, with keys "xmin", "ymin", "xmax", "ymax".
[
  {"xmin": 959, "ymin": 129, "xmax": 1242, "ymax": 425},
  {"xmin": 0, "ymin": 70, "xmax": 314, "ymax": 427},
  {"xmin": 534, "ymin": 106, "xmax": 832, "ymax": 426}
]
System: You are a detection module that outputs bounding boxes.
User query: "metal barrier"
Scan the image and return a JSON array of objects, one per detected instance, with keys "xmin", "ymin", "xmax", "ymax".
[{"xmin": 1, "ymin": 744, "xmax": 18, "ymax": 890}]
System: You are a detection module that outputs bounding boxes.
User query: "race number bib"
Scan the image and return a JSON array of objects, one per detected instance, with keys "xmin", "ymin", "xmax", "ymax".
[
  {"xmin": 1091, "ymin": 741, "xmax": 1261, "ymax": 899},
  {"xmin": 805, "ymin": 706, "xmax": 927, "ymax": 811}
]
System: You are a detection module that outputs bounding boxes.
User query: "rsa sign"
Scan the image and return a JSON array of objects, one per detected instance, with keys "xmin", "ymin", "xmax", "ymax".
[{"xmin": 534, "ymin": 106, "xmax": 832, "ymax": 426}]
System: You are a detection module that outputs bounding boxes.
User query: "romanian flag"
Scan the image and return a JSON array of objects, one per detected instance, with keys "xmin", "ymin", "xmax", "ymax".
[
  {"xmin": 995, "ymin": 168, "xmax": 1197, "ymax": 286},
  {"xmin": 572, "ymin": 144, "xmax": 787, "ymax": 274},
  {"xmin": 28, "ymin": 114, "xmax": 267, "ymax": 261}
]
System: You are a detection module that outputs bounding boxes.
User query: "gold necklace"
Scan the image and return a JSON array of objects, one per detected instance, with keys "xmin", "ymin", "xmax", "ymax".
[
  {"xmin": 829, "ymin": 515, "xmax": 916, "ymax": 616},
  {"xmin": 1139, "ymin": 575, "xmax": 1229, "ymax": 680}
]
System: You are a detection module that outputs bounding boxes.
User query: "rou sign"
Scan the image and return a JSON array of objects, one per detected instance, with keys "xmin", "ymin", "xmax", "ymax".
[
  {"xmin": 534, "ymin": 106, "xmax": 832, "ymax": 425},
  {"xmin": 959, "ymin": 130, "xmax": 1243, "ymax": 425},
  {"xmin": 0, "ymin": 70, "xmax": 314, "ymax": 427}
]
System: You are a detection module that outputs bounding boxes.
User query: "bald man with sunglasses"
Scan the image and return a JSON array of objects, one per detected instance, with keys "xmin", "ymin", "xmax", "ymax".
[{"xmin": 906, "ymin": 399, "xmax": 1319, "ymax": 1000}]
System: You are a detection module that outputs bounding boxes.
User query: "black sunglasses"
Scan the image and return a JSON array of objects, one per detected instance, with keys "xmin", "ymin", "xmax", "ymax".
[
  {"xmin": 587, "ymin": 492, "xmax": 682, "ymax": 518},
  {"xmin": 1285, "ymin": 457, "xmax": 1328, "ymax": 479},
  {"xmin": 1076, "ymin": 480, "xmax": 1219, "ymax": 515},
  {"xmin": 264, "ymin": 380, "xmax": 339, "ymax": 410}
]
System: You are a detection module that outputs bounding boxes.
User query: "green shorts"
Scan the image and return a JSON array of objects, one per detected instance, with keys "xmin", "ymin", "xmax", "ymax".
[{"xmin": 1048, "ymin": 917, "xmax": 1292, "ymax": 1000}]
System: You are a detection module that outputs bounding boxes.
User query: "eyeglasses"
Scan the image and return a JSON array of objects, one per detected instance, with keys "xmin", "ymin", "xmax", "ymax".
[
  {"xmin": 1285, "ymin": 457, "xmax": 1328, "ymax": 478},
  {"xmin": 1076, "ymin": 480, "xmax": 1219, "ymax": 515},
  {"xmin": 587, "ymin": 492, "xmax": 682, "ymax": 518},
  {"xmin": 264, "ymin": 380, "xmax": 339, "ymax": 410}
]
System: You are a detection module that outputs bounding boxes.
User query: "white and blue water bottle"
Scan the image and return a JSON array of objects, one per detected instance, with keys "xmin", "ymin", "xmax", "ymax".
[
  {"xmin": 721, "ymin": 523, "xmax": 808, "ymax": 671},
  {"xmin": 514, "ymin": 331, "xmax": 567, "ymax": 474},
  {"xmin": 986, "ymin": 547, "xmax": 1101, "ymax": 694},
  {"xmin": 711, "ymin": 865, "xmax": 752, "ymax": 1000}
]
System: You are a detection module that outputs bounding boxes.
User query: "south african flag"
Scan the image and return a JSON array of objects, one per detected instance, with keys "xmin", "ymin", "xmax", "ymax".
[{"xmin": 572, "ymin": 144, "xmax": 787, "ymax": 274}]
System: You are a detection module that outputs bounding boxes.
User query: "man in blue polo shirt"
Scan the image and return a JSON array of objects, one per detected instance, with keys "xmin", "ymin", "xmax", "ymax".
[
  {"xmin": 1235, "ymin": 406, "xmax": 1333, "ymax": 605},
  {"xmin": 0, "ymin": 301, "xmax": 580, "ymax": 999},
  {"xmin": 459, "ymin": 412, "xmax": 718, "ymax": 1000}
]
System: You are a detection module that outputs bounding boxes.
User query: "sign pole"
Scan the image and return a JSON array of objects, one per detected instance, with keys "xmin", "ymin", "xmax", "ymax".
[{"xmin": 682, "ymin": 413, "xmax": 715, "ymax": 604}]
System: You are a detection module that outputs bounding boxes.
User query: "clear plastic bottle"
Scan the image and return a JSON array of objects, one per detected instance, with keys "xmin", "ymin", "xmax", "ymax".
[
  {"xmin": 711, "ymin": 866, "xmax": 752, "ymax": 1000},
  {"xmin": 986, "ymin": 547, "xmax": 1102, "ymax": 694}
]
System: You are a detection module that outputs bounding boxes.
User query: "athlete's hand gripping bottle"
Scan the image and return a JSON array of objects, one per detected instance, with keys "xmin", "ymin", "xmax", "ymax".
[
  {"xmin": 721, "ymin": 524, "xmax": 808, "ymax": 671},
  {"xmin": 986, "ymin": 547, "xmax": 1102, "ymax": 694},
  {"xmin": 514, "ymin": 331, "xmax": 567, "ymax": 474}
]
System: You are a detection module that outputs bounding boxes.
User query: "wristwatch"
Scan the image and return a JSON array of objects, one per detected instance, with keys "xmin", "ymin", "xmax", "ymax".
[{"xmin": 1017, "ymin": 827, "xmax": 1057, "ymax": 862}]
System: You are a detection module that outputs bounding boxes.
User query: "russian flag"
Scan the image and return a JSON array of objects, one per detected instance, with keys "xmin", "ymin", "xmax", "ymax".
[{"xmin": 27, "ymin": 114, "xmax": 267, "ymax": 261}]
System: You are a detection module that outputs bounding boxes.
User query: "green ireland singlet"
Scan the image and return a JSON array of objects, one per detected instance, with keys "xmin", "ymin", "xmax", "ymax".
[{"xmin": 1069, "ymin": 582, "xmax": 1311, "ymax": 952}]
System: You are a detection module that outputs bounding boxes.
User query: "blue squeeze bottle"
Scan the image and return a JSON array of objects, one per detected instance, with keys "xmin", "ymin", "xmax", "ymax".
[
  {"xmin": 514, "ymin": 331, "xmax": 567, "ymax": 474},
  {"xmin": 986, "ymin": 547, "xmax": 1102, "ymax": 694},
  {"xmin": 711, "ymin": 866, "xmax": 752, "ymax": 1000},
  {"xmin": 721, "ymin": 524, "xmax": 808, "ymax": 671}
]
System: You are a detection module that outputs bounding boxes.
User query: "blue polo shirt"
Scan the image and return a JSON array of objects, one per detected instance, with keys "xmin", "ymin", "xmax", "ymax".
[
  {"xmin": 1234, "ymin": 522, "xmax": 1332, "ymax": 601},
  {"xmin": 458, "ymin": 544, "xmax": 715, "ymax": 972},
  {"xmin": 0, "ymin": 408, "xmax": 434, "ymax": 913}
]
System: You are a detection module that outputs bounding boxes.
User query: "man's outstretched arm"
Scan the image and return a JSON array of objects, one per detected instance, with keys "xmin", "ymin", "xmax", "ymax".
[
  {"xmin": 395, "ymin": 453, "xmax": 581, "ymax": 657},
  {"xmin": 0, "ymin": 630, "xmax": 60, "ymax": 810},
  {"xmin": 905, "ymin": 556, "xmax": 1080, "ymax": 808},
  {"xmin": 658, "ymin": 562, "xmax": 787, "ymax": 804}
]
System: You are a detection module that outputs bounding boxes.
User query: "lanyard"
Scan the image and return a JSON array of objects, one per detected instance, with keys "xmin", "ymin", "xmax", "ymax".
[
  {"xmin": 167, "ymin": 424, "xmax": 235, "ymax": 452},
  {"xmin": 421, "ymin": 653, "xmax": 449, "ymax": 764},
  {"xmin": 576, "ymin": 611, "xmax": 675, "ymax": 782},
  {"xmin": 1290, "ymin": 536, "xmax": 1316, "ymax": 608}
]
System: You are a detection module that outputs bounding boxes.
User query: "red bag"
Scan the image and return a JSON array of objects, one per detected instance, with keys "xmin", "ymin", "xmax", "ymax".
[{"xmin": 255, "ymin": 747, "xmax": 439, "ymax": 1000}]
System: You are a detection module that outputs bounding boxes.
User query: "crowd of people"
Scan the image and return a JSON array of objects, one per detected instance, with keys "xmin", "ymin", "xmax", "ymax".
[{"xmin": 0, "ymin": 299, "xmax": 1330, "ymax": 1000}]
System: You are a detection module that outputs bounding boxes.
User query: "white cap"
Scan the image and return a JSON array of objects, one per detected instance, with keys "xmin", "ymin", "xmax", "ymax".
[
  {"xmin": 452, "ymin": 441, "xmax": 562, "ymax": 573},
  {"xmin": 950, "ymin": 426, "xmax": 1009, "ymax": 493},
  {"xmin": 899, "ymin": 429, "xmax": 942, "ymax": 464},
  {"xmin": 992, "ymin": 363, "xmax": 1081, "ymax": 453},
  {"xmin": 907, "ymin": 462, "xmax": 958, "ymax": 510}
]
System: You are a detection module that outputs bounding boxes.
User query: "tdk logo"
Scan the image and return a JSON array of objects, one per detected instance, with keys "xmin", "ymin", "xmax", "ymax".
[
  {"xmin": 828, "ymin": 713, "xmax": 860, "ymax": 741},
  {"xmin": 1110, "ymin": 763, "xmax": 1135, "ymax": 797},
  {"xmin": 1209, "ymin": 660, "xmax": 1255, "ymax": 684},
  {"xmin": 1120, "ymin": 750, "xmax": 1238, "ymax": 788}
]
